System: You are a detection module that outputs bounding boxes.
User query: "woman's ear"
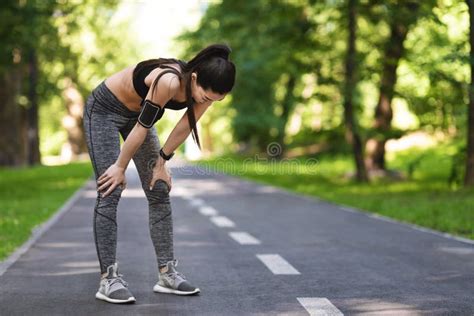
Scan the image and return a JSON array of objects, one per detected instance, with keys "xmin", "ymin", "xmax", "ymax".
[{"xmin": 191, "ymin": 72, "xmax": 197, "ymax": 81}]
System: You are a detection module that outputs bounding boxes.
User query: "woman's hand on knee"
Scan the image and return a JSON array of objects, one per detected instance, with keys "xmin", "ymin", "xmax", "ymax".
[
  {"xmin": 97, "ymin": 163, "xmax": 127, "ymax": 197},
  {"xmin": 150, "ymin": 163, "xmax": 172, "ymax": 192}
]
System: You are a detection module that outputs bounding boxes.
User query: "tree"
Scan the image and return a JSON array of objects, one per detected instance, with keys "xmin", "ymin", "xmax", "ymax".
[
  {"xmin": 177, "ymin": 0, "xmax": 315, "ymax": 155},
  {"xmin": 343, "ymin": 0, "xmax": 369, "ymax": 181},
  {"xmin": 0, "ymin": 0, "xmax": 137, "ymax": 166},
  {"xmin": 365, "ymin": 0, "xmax": 424, "ymax": 171},
  {"xmin": 465, "ymin": 0, "xmax": 474, "ymax": 186}
]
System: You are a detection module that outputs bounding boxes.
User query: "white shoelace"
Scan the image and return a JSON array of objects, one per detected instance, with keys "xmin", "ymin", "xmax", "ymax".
[
  {"xmin": 163, "ymin": 260, "xmax": 187, "ymax": 280},
  {"xmin": 106, "ymin": 274, "xmax": 129, "ymax": 288},
  {"xmin": 167, "ymin": 270, "xmax": 186, "ymax": 280}
]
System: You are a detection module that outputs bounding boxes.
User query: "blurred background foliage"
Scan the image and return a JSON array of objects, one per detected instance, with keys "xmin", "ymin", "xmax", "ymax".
[
  {"xmin": 177, "ymin": 0, "xmax": 473, "ymax": 185},
  {"xmin": 0, "ymin": 0, "xmax": 473, "ymax": 185}
]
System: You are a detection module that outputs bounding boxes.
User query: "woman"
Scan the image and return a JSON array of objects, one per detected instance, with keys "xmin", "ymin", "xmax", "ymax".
[{"xmin": 82, "ymin": 43, "xmax": 236, "ymax": 304}]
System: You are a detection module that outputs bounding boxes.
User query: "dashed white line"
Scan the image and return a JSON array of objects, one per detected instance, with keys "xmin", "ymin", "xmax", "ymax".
[
  {"xmin": 210, "ymin": 216, "xmax": 235, "ymax": 227},
  {"xmin": 297, "ymin": 297, "xmax": 344, "ymax": 316},
  {"xmin": 256, "ymin": 254, "xmax": 300, "ymax": 275},
  {"xmin": 189, "ymin": 198, "xmax": 205, "ymax": 207},
  {"xmin": 199, "ymin": 205, "xmax": 219, "ymax": 216},
  {"xmin": 121, "ymin": 189, "xmax": 146, "ymax": 198},
  {"xmin": 170, "ymin": 187, "xmax": 195, "ymax": 198},
  {"xmin": 229, "ymin": 232, "xmax": 261, "ymax": 245}
]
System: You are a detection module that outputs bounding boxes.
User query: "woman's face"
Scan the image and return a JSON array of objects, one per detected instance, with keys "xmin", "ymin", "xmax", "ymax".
[{"xmin": 191, "ymin": 72, "xmax": 227, "ymax": 104}]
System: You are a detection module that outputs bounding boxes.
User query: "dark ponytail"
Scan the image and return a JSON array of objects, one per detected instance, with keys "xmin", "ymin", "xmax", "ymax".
[
  {"xmin": 132, "ymin": 43, "xmax": 236, "ymax": 150},
  {"xmin": 180, "ymin": 43, "xmax": 235, "ymax": 150},
  {"xmin": 183, "ymin": 44, "xmax": 232, "ymax": 69}
]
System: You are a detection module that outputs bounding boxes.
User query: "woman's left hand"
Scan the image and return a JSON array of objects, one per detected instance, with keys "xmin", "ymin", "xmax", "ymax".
[{"xmin": 149, "ymin": 160, "xmax": 172, "ymax": 192}]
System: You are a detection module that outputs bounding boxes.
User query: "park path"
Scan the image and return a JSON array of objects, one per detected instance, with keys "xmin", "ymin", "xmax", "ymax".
[{"xmin": 0, "ymin": 157, "xmax": 473, "ymax": 315}]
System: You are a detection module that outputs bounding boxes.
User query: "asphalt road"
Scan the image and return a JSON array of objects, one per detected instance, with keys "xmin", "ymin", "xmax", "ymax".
[{"xmin": 0, "ymin": 157, "xmax": 473, "ymax": 315}]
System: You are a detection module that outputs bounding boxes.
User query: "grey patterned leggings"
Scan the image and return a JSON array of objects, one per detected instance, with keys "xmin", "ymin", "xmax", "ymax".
[{"xmin": 82, "ymin": 80, "xmax": 174, "ymax": 275}]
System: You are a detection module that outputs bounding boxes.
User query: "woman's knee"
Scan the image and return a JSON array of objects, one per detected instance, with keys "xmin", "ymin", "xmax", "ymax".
[
  {"xmin": 146, "ymin": 180, "xmax": 170, "ymax": 204},
  {"xmin": 97, "ymin": 185, "xmax": 124, "ymax": 206}
]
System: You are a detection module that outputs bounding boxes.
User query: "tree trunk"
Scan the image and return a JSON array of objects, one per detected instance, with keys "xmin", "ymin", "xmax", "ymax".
[
  {"xmin": 365, "ymin": 3, "xmax": 420, "ymax": 171},
  {"xmin": 0, "ymin": 66, "xmax": 27, "ymax": 166},
  {"xmin": 62, "ymin": 78, "xmax": 88, "ymax": 161},
  {"xmin": 465, "ymin": 0, "xmax": 474, "ymax": 186},
  {"xmin": 26, "ymin": 48, "xmax": 41, "ymax": 166},
  {"xmin": 276, "ymin": 75, "xmax": 296, "ymax": 159},
  {"xmin": 343, "ymin": 0, "xmax": 368, "ymax": 182}
]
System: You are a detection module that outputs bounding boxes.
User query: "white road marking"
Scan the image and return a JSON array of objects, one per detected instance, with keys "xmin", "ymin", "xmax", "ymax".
[
  {"xmin": 437, "ymin": 246, "xmax": 474, "ymax": 255},
  {"xmin": 189, "ymin": 198, "xmax": 205, "ymax": 208},
  {"xmin": 339, "ymin": 206, "xmax": 358, "ymax": 213},
  {"xmin": 169, "ymin": 187, "xmax": 193, "ymax": 197},
  {"xmin": 199, "ymin": 205, "xmax": 218, "ymax": 216},
  {"xmin": 297, "ymin": 297, "xmax": 344, "ymax": 316},
  {"xmin": 229, "ymin": 232, "xmax": 261, "ymax": 245},
  {"xmin": 256, "ymin": 254, "xmax": 300, "ymax": 275},
  {"xmin": 338, "ymin": 204, "xmax": 474, "ymax": 246},
  {"xmin": 367, "ymin": 213, "xmax": 398, "ymax": 223},
  {"xmin": 210, "ymin": 216, "xmax": 235, "ymax": 227},
  {"xmin": 121, "ymin": 189, "xmax": 146, "ymax": 198}
]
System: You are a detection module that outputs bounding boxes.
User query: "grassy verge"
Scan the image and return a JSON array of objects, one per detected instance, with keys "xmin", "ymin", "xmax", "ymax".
[
  {"xmin": 193, "ymin": 146, "xmax": 474, "ymax": 241},
  {"xmin": 0, "ymin": 161, "xmax": 93, "ymax": 262}
]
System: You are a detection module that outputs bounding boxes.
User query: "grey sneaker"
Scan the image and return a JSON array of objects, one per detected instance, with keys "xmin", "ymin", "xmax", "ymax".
[
  {"xmin": 153, "ymin": 259, "xmax": 200, "ymax": 295},
  {"xmin": 95, "ymin": 262, "xmax": 136, "ymax": 304}
]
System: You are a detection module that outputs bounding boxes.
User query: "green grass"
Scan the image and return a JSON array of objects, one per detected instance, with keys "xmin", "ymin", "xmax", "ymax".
[
  {"xmin": 0, "ymin": 161, "xmax": 93, "ymax": 261},
  {"xmin": 193, "ymin": 146, "xmax": 474, "ymax": 241}
]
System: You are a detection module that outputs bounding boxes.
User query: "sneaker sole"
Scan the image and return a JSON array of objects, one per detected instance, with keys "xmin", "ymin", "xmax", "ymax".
[
  {"xmin": 153, "ymin": 284, "xmax": 200, "ymax": 295},
  {"xmin": 95, "ymin": 291, "xmax": 136, "ymax": 304}
]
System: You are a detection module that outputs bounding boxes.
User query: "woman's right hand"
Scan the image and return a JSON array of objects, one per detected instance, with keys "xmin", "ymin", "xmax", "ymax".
[{"xmin": 97, "ymin": 163, "xmax": 127, "ymax": 197}]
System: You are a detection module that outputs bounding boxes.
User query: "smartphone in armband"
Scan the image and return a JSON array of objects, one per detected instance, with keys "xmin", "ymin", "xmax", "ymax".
[{"xmin": 138, "ymin": 99, "xmax": 165, "ymax": 128}]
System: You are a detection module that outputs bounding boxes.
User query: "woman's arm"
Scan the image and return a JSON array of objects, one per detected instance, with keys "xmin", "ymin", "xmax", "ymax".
[
  {"xmin": 98, "ymin": 73, "xmax": 180, "ymax": 197},
  {"xmin": 148, "ymin": 100, "xmax": 212, "ymax": 191},
  {"xmin": 114, "ymin": 73, "xmax": 180, "ymax": 169},
  {"xmin": 97, "ymin": 126, "xmax": 146, "ymax": 196},
  {"xmin": 160, "ymin": 100, "xmax": 213, "ymax": 157},
  {"xmin": 115, "ymin": 123, "xmax": 148, "ymax": 169}
]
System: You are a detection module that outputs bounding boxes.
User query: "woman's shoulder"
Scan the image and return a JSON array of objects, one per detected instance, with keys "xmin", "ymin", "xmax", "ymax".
[
  {"xmin": 135, "ymin": 59, "xmax": 184, "ymax": 73},
  {"xmin": 144, "ymin": 63, "xmax": 183, "ymax": 86}
]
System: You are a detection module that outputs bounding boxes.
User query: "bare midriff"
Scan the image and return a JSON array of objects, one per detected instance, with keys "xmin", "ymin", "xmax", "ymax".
[{"xmin": 104, "ymin": 63, "xmax": 185, "ymax": 113}]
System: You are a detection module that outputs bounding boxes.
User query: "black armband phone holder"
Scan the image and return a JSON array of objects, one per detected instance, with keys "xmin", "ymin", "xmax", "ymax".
[{"xmin": 137, "ymin": 99, "xmax": 165, "ymax": 128}]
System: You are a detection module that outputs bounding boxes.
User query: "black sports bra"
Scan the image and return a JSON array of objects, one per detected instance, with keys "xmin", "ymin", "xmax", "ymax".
[{"xmin": 132, "ymin": 61, "xmax": 193, "ymax": 110}]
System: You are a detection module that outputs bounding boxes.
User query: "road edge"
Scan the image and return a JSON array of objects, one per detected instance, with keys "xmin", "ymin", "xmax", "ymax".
[
  {"xmin": 185, "ymin": 160, "xmax": 474, "ymax": 247},
  {"xmin": 0, "ymin": 176, "xmax": 94, "ymax": 277}
]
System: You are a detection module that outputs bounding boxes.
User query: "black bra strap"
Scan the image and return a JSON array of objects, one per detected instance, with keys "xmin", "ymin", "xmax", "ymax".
[{"xmin": 147, "ymin": 68, "xmax": 181, "ymax": 100}]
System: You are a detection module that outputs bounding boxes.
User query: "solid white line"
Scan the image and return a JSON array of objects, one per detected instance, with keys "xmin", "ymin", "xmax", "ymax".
[
  {"xmin": 0, "ymin": 178, "xmax": 92, "ymax": 277},
  {"xmin": 338, "ymin": 205, "xmax": 474, "ymax": 246},
  {"xmin": 297, "ymin": 297, "xmax": 344, "ymax": 316},
  {"xmin": 256, "ymin": 254, "xmax": 300, "ymax": 275},
  {"xmin": 339, "ymin": 206, "xmax": 358, "ymax": 214},
  {"xmin": 229, "ymin": 232, "xmax": 261, "ymax": 245},
  {"xmin": 199, "ymin": 205, "xmax": 218, "ymax": 216},
  {"xmin": 186, "ymin": 160, "xmax": 474, "ymax": 247},
  {"xmin": 210, "ymin": 216, "xmax": 235, "ymax": 227},
  {"xmin": 368, "ymin": 213, "xmax": 398, "ymax": 224}
]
